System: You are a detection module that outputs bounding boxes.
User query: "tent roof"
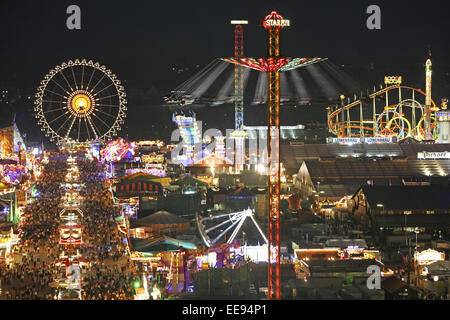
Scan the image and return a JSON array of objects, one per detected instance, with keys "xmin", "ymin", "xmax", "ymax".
[
  {"xmin": 130, "ymin": 210, "xmax": 188, "ymax": 228},
  {"xmin": 427, "ymin": 261, "xmax": 450, "ymax": 275},
  {"xmin": 324, "ymin": 238, "xmax": 368, "ymax": 249},
  {"xmin": 382, "ymin": 277, "xmax": 410, "ymax": 294},
  {"xmin": 172, "ymin": 176, "xmax": 208, "ymax": 186},
  {"xmin": 119, "ymin": 172, "xmax": 163, "ymax": 182},
  {"xmin": 130, "ymin": 236, "xmax": 197, "ymax": 254},
  {"xmin": 228, "ymin": 187, "xmax": 256, "ymax": 197},
  {"xmin": 358, "ymin": 185, "xmax": 450, "ymax": 211},
  {"xmin": 307, "ymin": 259, "xmax": 382, "ymax": 273}
]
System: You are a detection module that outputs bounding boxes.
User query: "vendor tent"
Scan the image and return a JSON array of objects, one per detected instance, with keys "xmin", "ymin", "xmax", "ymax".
[
  {"xmin": 172, "ymin": 175, "xmax": 208, "ymax": 187},
  {"xmin": 131, "ymin": 210, "xmax": 188, "ymax": 228},
  {"xmin": 119, "ymin": 172, "xmax": 171, "ymax": 187},
  {"xmin": 130, "ymin": 210, "xmax": 190, "ymax": 236},
  {"xmin": 130, "ymin": 236, "xmax": 197, "ymax": 255}
]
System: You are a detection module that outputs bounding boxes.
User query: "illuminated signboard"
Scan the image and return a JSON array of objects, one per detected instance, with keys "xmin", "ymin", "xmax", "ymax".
[
  {"xmin": 136, "ymin": 140, "xmax": 164, "ymax": 147},
  {"xmin": 141, "ymin": 154, "xmax": 164, "ymax": 163},
  {"xmin": 326, "ymin": 137, "xmax": 398, "ymax": 144},
  {"xmin": 364, "ymin": 137, "xmax": 398, "ymax": 144},
  {"xmin": 125, "ymin": 168, "xmax": 166, "ymax": 177},
  {"xmin": 230, "ymin": 20, "xmax": 248, "ymax": 25},
  {"xmin": 264, "ymin": 19, "xmax": 290, "ymax": 27},
  {"xmin": 414, "ymin": 249, "xmax": 445, "ymax": 265},
  {"xmin": 384, "ymin": 76, "xmax": 402, "ymax": 85},
  {"xmin": 417, "ymin": 151, "xmax": 450, "ymax": 159}
]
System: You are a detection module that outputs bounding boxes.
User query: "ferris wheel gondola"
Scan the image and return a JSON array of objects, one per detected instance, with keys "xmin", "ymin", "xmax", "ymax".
[{"xmin": 34, "ymin": 59, "xmax": 127, "ymax": 145}]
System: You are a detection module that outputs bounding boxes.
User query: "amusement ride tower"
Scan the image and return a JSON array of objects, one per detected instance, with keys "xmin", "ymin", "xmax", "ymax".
[
  {"xmin": 263, "ymin": 11, "xmax": 287, "ymax": 300},
  {"xmin": 230, "ymin": 20, "xmax": 248, "ymax": 173},
  {"xmin": 425, "ymin": 58, "xmax": 433, "ymax": 140},
  {"xmin": 222, "ymin": 11, "xmax": 326, "ymax": 299}
]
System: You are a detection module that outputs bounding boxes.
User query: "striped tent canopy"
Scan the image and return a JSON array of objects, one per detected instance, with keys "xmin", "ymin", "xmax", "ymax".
[{"xmin": 119, "ymin": 172, "xmax": 171, "ymax": 187}]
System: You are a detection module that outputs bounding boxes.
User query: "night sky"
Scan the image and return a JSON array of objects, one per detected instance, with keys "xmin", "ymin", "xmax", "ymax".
[{"xmin": 1, "ymin": 0, "xmax": 450, "ymax": 142}]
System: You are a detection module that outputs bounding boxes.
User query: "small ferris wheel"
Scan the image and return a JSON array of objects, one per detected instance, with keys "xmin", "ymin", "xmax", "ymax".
[
  {"xmin": 196, "ymin": 209, "xmax": 268, "ymax": 247},
  {"xmin": 34, "ymin": 59, "xmax": 127, "ymax": 144}
]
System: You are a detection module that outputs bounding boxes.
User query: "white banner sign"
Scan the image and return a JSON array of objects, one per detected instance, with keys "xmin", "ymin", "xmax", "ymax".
[{"xmin": 417, "ymin": 151, "xmax": 450, "ymax": 159}]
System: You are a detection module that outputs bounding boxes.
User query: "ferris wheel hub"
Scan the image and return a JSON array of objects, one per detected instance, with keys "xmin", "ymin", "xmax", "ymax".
[{"xmin": 68, "ymin": 90, "xmax": 95, "ymax": 117}]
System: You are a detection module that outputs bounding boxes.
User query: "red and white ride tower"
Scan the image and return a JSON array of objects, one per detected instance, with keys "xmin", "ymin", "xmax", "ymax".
[{"xmin": 262, "ymin": 11, "xmax": 290, "ymax": 300}]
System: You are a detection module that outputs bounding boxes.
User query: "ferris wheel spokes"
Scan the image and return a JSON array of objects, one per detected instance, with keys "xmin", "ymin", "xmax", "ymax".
[
  {"xmin": 197, "ymin": 209, "xmax": 268, "ymax": 247},
  {"xmin": 35, "ymin": 59, "xmax": 127, "ymax": 144}
]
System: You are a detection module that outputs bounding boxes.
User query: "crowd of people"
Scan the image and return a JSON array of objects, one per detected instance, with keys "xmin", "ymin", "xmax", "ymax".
[
  {"xmin": 82, "ymin": 264, "xmax": 139, "ymax": 300},
  {"xmin": 1, "ymin": 160, "xmax": 67, "ymax": 299},
  {"xmin": 76, "ymin": 159, "xmax": 136, "ymax": 300},
  {"xmin": 1, "ymin": 156, "xmax": 137, "ymax": 300}
]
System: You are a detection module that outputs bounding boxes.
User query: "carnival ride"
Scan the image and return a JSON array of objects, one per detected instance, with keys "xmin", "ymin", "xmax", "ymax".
[
  {"xmin": 34, "ymin": 59, "xmax": 127, "ymax": 145},
  {"xmin": 100, "ymin": 138, "xmax": 137, "ymax": 179},
  {"xmin": 0, "ymin": 164, "xmax": 27, "ymax": 185},
  {"xmin": 196, "ymin": 209, "xmax": 268, "ymax": 247},
  {"xmin": 227, "ymin": 11, "xmax": 321, "ymax": 300},
  {"xmin": 100, "ymin": 138, "xmax": 136, "ymax": 163},
  {"xmin": 163, "ymin": 58, "xmax": 352, "ymax": 109},
  {"xmin": 327, "ymin": 75, "xmax": 439, "ymax": 141},
  {"xmin": 229, "ymin": 20, "xmax": 248, "ymax": 172},
  {"xmin": 172, "ymin": 111, "xmax": 202, "ymax": 166},
  {"xmin": 168, "ymin": 10, "xmax": 330, "ymax": 300}
]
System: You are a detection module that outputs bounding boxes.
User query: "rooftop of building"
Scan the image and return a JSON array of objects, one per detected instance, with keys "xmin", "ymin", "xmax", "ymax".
[
  {"xmin": 305, "ymin": 259, "xmax": 383, "ymax": 274},
  {"xmin": 281, "ymin": 142, "xmax": 450, "ymax": 174},
  {"xmin": 357, "ymin": 185, "xmax": 450, "ymax": 211}
]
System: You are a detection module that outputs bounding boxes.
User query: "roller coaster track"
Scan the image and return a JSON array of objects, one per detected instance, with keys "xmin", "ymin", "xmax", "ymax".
[{"xmin": 327, "ymin": 85, "xmax": 438, "ymax": 140}]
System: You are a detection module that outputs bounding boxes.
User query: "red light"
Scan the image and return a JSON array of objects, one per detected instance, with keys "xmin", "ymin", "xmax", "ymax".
[{"xmin": 263, "ymin": 11, "xmax": 286, "ymax": 30}]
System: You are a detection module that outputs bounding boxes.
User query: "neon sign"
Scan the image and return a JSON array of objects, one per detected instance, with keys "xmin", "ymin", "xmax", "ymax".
[{"xmin": 264, "ymin": 19, "xmax": 290, "ymax": 27}]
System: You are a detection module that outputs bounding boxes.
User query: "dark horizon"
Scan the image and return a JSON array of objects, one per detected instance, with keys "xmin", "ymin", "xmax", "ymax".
[{"xmin": 1, "ymin": 0, "xmax": 450, "ymax": 143}]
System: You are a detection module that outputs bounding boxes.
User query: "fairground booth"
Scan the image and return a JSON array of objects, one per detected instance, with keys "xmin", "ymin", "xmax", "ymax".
[
  {"xmin": 129, "ymin": 210, "xmax": 190, "ymax": 239},
  {"xmin": 113, "ymin": 172, "xmax": 165, "ymax": 214},
  {"xmin": 129, "ymin": 236, "xmax": 198, "ymax": 293}
]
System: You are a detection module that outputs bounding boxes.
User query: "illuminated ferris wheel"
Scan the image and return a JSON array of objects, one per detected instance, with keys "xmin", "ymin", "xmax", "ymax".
[{"xmin": 34, "ymin": 59, "xmax": 127, "ymax": 144}]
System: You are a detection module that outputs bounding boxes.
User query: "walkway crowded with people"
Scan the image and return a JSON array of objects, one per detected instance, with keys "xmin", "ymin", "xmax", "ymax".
[{"xmin": 0, "ymin": 157, "xmax": 138, "ymax": 300}]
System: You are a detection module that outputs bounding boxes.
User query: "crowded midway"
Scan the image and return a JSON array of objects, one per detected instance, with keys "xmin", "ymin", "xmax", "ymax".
[{"xmin": 0, "ymin": 156, "xmax": 139, "ymax": 300}]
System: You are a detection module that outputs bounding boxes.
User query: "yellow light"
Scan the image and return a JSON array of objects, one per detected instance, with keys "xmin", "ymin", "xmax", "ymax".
[
  {"xmin": 72, "ymin": 94, "xmax": 91, "ymax": 113},
  {"xmin": 68, "ymin": 90, "xmax": 94, "ymax": 116},
  {"xmin": 231, "ymin": 20, "xmax": 248, "ymax": 25}
]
